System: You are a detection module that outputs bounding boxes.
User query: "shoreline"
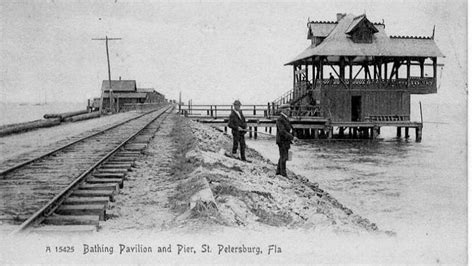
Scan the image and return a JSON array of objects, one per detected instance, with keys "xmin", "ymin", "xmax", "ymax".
[{"xmin": 101, "ymin": 113, "xmax": 383, "ymax": 234}]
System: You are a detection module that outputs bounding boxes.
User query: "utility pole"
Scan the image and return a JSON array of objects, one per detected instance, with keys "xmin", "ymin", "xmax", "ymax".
[{"xmin": 92, "ymin": 36, "xmax": 122, "ymax": 114}]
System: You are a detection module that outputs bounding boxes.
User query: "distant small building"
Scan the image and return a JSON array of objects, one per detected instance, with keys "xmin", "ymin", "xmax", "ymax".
[
  {"xmin": 90, "ymin": 79, "xmax": 166, "ymax": 111},
  {"xmin": 137, "ymin": 88, "xmax": 166, "ymax": 104}
]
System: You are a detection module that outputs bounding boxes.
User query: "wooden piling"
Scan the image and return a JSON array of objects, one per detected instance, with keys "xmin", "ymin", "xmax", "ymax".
[
  {"xmin": 373, "ymin": 126, "xmax": 380, "ymax": 139},
  {"xmin": 397, "ymin": 127, "xmax": 401, "ymax": 138},
  {"xmin": 327, "ymin": 127, "xmax": 333, "ymax": 139},
  {"xmin": 338, "ymin": 127, "xmax": 344, "ymax": 137},
  {"xmin": 405, "ymin": 127, "xmax": 409, "ymax": 138},
  {"xmin": 416, "ymin": 126, "xmax": 422, "ymax": 142},
  {"xmin": 254, "ymin": 127, "xmax": 258, "ymax": 139}
]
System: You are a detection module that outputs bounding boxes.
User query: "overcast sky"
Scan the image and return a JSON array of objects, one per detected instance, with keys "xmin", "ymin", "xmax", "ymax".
[{"xmin": 0, "ymin": 0, "xmax": 466, "ymax": 104}]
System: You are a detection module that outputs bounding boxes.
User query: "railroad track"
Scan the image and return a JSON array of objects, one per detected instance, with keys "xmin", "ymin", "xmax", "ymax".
[{"xmin": 0, "ymin": 105, "xmax": 173, "ymax": 234}]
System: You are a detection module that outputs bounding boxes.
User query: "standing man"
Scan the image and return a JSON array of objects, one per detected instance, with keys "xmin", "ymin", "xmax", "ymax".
[
  {"xmin": 228, "ymin": 100, "xmax": 248, "ymax": 161},
  {"xmin": 276, "ymin": 104, "xmax": 294, "ymax": 177},
  {"xmin": 329, "ymin": 73, "xmax": 335, "ymax": 84}
]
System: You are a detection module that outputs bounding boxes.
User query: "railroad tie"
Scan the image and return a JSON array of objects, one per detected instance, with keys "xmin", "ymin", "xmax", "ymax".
[
  {"xmin": 31, "ymin": 225, "xmax": 97, "ymax": 233},
  {"xmin": 100, "ymin": 163, "xmax": 132, "ymax": 168},
  {"xmin": 87, "ymin": 177, "xmax": 124, "ymax": 189},
  {"xmin": 56, "ymin": 204, "xmax": 106, "ymax": 221},
  {"xmin": 93, "ymin": 172, "xmax": 126, "ymax": 179},
  {"xmin": 80, "ymin": 183, "xmax": 119, "ymax": 191},
  {"xmin": 96, "ymin": 168, "xmax": 128, "ymax": 173},
  {"xmin": 125, "ymin": 143, "xmax": 148, "ymax": 151},
  {"xmin": 71, "ymin": 190, "xmax": 115, "ymax": 202},
  {"xmin": 101, "ymin": 162, "xmax": 133, "ymax": 169},
  {"xmin": 116, "ymin": 151, "xmax": 142, "ymax": 156},
  {"xmin": 107, "ymin": 158, "xmax": 136, "ymax": 164},
  {"xmin": 64, "ymin": 196, "xmax": 110, "ymax": 206},
  {"xmin": 43, "ymin": 215, "xmax": 100, "ymax": 226}
]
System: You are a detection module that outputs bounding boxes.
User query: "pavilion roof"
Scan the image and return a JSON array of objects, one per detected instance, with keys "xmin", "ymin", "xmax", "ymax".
[{"xmin": 287, "ymin": 14, "xmax": 443, "ymax": 65}]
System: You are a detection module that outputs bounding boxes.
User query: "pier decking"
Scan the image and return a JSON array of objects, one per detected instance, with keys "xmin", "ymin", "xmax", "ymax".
[{"xmin": 179, "ymin": 104, "xmax": 423, "ymax": 141}]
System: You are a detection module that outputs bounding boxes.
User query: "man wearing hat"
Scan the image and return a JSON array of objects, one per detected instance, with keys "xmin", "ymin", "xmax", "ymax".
[
  {"xmin": 228, "ymin": 100, "xmax": 248, "ymax": 161},
  {"xmin": 276, "ymin": 104, "xmax": 294, "ymax": 177}
]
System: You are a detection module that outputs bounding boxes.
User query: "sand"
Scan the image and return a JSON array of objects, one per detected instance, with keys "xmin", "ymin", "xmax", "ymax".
[{"xmin": 101, "ymin": 113, "xmax": 380, "ymax": 235}]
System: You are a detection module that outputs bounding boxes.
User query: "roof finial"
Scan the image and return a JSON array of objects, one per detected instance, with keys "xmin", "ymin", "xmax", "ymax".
[{"xmin": 432, "ymin": 25, "xmax": 436, "ymax": 39}]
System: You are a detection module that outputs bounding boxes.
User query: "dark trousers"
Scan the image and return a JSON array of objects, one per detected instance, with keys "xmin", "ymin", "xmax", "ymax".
[
  {"xmin": 232, "ymin": 131, "xmax": 246, "ymax": 160},
  {"xmin": 277, "ymin": 143, "xmax": 290, "ymax": 176}
]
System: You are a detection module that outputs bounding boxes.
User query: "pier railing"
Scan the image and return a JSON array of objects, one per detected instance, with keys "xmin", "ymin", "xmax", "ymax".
[
  {"xmin": 121, "ymin": 103, "xmax": 164, "ymax": 112},
  {"xmin": 273, "ymin": 77, "xmax": 436, "ymax": 107},
  {"xmin": 178, "ymin": 104, "xmax": 274, "ymax": 118},
  {"xmin": 314, "ymin": 78, "xmax": 436, "ymax": 93}
]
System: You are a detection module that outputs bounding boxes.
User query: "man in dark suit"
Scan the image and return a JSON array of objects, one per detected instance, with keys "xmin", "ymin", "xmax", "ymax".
[
  {"xmin": 227, "ymin": 100, "xmax": 248, "ymax": 161},
  {"xmin": 276, "ymin": 105, "xmax": 294, "ymax": 177}
]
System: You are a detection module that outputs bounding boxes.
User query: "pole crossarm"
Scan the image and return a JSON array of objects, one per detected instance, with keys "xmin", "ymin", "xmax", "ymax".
[{"xmin": 92, "ymin": 38, "xmax": 122, "ymax": 41}]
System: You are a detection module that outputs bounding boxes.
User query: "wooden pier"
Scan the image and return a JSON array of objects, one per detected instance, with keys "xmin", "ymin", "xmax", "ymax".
[{"xmin": 178, "ymin": 104, "xmax": 423, "ymax": 141}]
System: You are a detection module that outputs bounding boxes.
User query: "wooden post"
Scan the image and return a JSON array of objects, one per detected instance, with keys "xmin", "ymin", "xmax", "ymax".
[
  {"xmin": 416, "ymin": 126, "xmax": 422, "ymax": 142},
  {"xmin": 340, "ymin": 57, "xmax": 345, "ymax": 81},
  {"xmin": 339, "ymin": 127, "xmax": 344, "ymax": 137},
  {"xmin": 405, "ymin": 127, "xmax": 409, "ymax": 138},
  {"xmin": 420, "ymin": 58, "xmax": 425, "ymax": 77},
  {"xmin": 433, "ymin": 57, "xmax": 437, "ymax": 78},
  {"xmin": 305, "ymin": 63, "xmax": 308, "ymax": 81},
  {"xmin": 293, "ymin": 65, "xmax": 297, "ymax": 89},
  {"xmin": 349, "ymin": 57, "xmax": 353, "ymax": 89},
  {"xmin": 327, "ymin": 127, "xmax": 333, "ymax": 139},
  {"xmin": 319, "ymin": 57, "xmax": 324, "ymax": 79},
  {"xmin": 312, "ymin": 57, "xmax": 316, "ymax": 85},
  {"xmin": 373, "ymin": 126, "xmax": 379, "ymax": 139},
  {"xmin": 407, "ymin": 58, "xmax": 411, "ymax": 88},
  {"xmin": 373, "ymin": 61, "xmax": 377, "ymax": 81},
  {"xmin": 384, "ymin": 62, "xmax": 388, "ymax": 80},
  {"xmin": 269, "ymin": 127, "xmax": 272, "ymax": 134},
  {"xmin": 364, "ymin": 64, "xmax": 368, "ymax": 83},
  {"xmin": 254, "ymin": 127, "xmax": 258, "ymax": 139}
]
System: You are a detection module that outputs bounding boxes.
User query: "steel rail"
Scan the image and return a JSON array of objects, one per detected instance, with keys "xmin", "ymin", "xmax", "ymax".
[
  {"xmin": 11, "ymin": 105, "xmax": 173, "ymax": 234},
  {"xmin": 0, "ymin": 106, "xmax": 169, "ymax": 177}
]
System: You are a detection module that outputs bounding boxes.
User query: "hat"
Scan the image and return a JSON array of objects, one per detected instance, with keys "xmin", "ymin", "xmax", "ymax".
[{"xmin": 233, "ymin": 100, "xmax": 242, "ymax": 106}]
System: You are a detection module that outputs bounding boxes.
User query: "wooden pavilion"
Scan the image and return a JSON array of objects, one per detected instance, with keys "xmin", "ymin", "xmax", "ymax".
[{"xmin": 275, "ymin": 13, "xmax": 443, "ymax": 141}]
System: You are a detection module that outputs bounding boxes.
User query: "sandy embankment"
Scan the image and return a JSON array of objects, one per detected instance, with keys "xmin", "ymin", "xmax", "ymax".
[{"xmin": 104, "ymin": 114, "xmax": 379, "ymax": 233}]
